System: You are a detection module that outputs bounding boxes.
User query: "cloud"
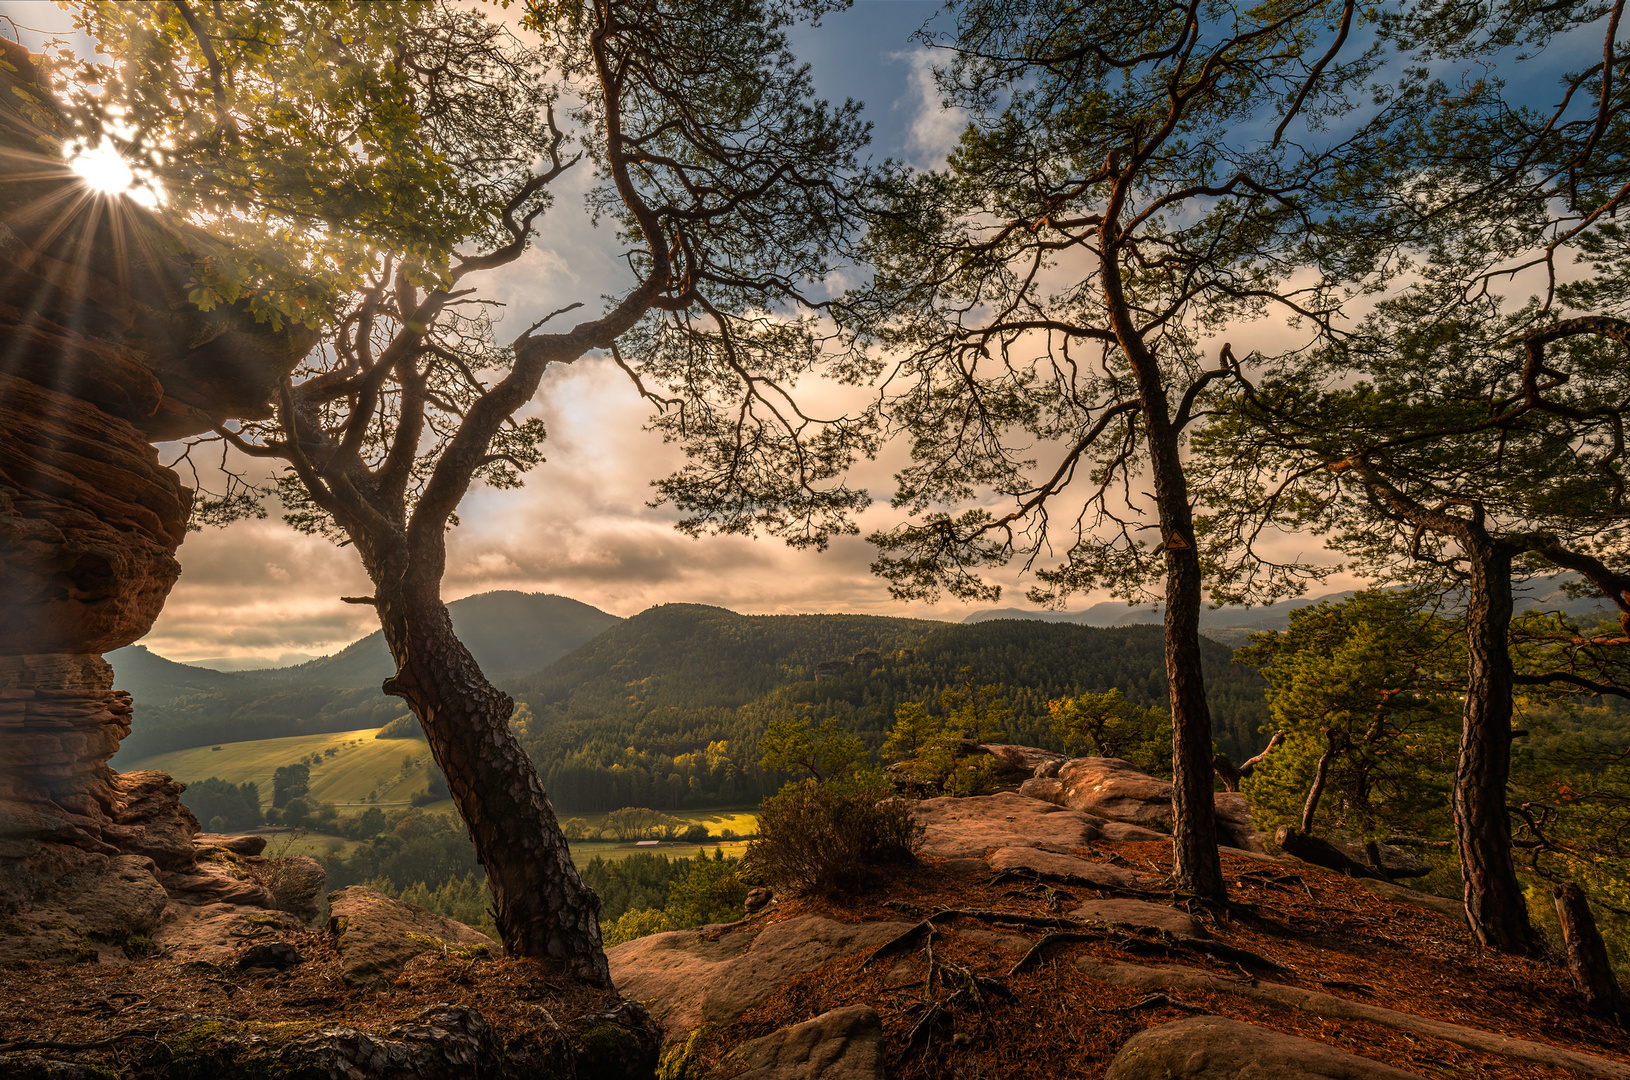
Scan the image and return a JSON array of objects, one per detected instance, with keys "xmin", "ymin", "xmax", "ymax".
[
  {"xmin": 895, "ymin": 48, "xmax": 967, "ymax": 169},
  {"xmin": 141, "ymin": 519, "xmax": 376, "ymax": 663}
]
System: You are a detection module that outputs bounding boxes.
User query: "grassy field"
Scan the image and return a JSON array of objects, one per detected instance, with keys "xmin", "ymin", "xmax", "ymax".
[
  {"xmin": 261, "ymin": 830, "xmax": 750, "ymax": 864},
  {"xmin": 125, "ymin": 728, "xmax": 435, "ymax": 807},
  {"xmin": 131, "ymin": 728, "xmax": 759, "ymax": 859}
]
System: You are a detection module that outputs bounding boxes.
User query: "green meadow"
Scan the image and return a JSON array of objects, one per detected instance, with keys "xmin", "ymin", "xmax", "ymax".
[
  {"xmin": 129, "ymin": 726, "xmax": 759, "ymax": 853},
  {"xmin": 125, "ymin": 727, "xmax": 434, "ymax": 807}
]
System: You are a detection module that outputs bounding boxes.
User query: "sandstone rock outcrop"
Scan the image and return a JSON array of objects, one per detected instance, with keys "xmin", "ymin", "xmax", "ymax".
[
  {"xmin": 1022, "ymin": 756, "xmax": 1266, "ymax": 851},
  {"xmin": 608, "ymin": 914, "xmax": 912, "ymax": 1040},
  {"xmin": 914, "ymin": 791, "xmax": 1106, "ymax": 858},
  {"xmin": 0, "ymin": 41, "xmax": 313, "ymax": 946},
  {"xmin": 722, "ymin": 1004, "xmax": 886, "ymax": 1080}
]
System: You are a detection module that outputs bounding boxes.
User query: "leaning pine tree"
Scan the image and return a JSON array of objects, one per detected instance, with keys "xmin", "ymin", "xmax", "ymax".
[{"xmin": 68, "ymin": 0, "xmax": 870, "ymax": 981}]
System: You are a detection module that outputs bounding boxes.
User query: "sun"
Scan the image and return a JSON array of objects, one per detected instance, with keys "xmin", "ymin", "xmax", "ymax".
[{"xmin": 68, "ymin": 140, "xmax": 135, "ymax": 196}]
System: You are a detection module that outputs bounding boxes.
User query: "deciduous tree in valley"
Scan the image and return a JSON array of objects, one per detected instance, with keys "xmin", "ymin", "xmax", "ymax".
[{"xmin": 68, "ymin": 0, "xmax": 868, "ymax": 982}]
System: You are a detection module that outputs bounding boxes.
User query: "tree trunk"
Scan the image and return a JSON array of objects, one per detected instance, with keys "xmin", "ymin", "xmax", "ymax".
[
  {"xmin": 1153, "ymin": 432, "xmax": 1224, "ymax": 901},
  {"xmin": 1100, "ymin": 212, "xmax": 1222, "ymax": 902},
  {"xmin": 1553, "ymin": 882, "xmax": 1624, "ymax": 1021},
  {"xmin": 376, "ymin": 582, "xmax": 609, "ymax": 986},
  {"xmin": 1457, "ymin": 537, "xmax": 1537, "ymax": 954},
  {"xmin": 1301, "ymin": 742, "xmax": 1334, "ymax": 834}
]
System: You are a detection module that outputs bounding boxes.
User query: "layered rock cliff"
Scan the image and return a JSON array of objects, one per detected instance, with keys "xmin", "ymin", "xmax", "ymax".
[{"xmin": 0, "ymin": 40, "xmax": 314, "ymax": 940}]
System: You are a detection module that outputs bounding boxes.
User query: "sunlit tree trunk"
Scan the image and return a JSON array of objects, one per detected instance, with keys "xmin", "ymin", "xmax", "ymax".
[{"xmin": 374, "ymin": 573, "xmax": 608, "ymax": 984}]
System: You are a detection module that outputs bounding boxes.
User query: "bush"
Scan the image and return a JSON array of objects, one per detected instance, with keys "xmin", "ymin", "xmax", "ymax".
[
  {"xmin": 603, "ymin": 907, "xmax": 671, "ymax": 946},
  {"xmin": 746, "ymin": 774, "xmax": 921, "ymax": 896},
  {"xmin": 665, "ymin": 848, "xmax": 748, "ymax": 927}
]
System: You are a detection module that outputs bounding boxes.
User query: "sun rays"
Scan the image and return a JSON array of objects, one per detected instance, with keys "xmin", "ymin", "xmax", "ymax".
[{"xmin": 67, "ymin": 139, "xmax": 135, "ymax": 199}]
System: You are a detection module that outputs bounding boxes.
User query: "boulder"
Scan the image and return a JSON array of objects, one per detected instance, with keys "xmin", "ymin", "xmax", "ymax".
[
  {"xmin": 608, "ymin": 915, "xmax": 912, "ymax": 1040},
  {"xmin": 1070, "ymin": 898, "xmax": 1206, "ymax": 939},
  {"xmin": 986, "ymin": 847, "xmax": 1151, "ymax": 892},
  {"xmin": 1035, "ymin": 758, "xmax": 1265, "ymax": 851},
  {"xmin": 61, "ymin": 853, "xmax": 169, "ymax": 938},
  {"xmin": 236, "ymin": 940, "xmax": 306, "ymax": 971},
  {"xmin": 980, "ymin": 743, "xmax": 1066, "ymax": 777},
  {"xmin": 915, "ymin": 792, "xmax": 1104, "ymax": 859},
  {"xmin": 1104, "ymin": 1015, "xmax": 1426, "ymax": 1079},
  {"xmin": 326, "ymin": 886, "xmax": 497, "ymax": 987},
  {"xmin": 725, "ymin": 1005, "xmax": 886, "ymax": 1080}
]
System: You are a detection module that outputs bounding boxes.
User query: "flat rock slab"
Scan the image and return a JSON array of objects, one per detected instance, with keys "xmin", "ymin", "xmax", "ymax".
[
  {"xmin": 1070, "ymin": 898, "xmax": 1205, "ymax": 939},
  {"xmin": 610, "ymin": 915, "xmax": 912, "ymax": 1040},
  {"xmin": 915, "ymin": 792, "xmax": 1104, "ymax": 858},
  {"xmin": 1077, "ymin": 957, "xmax": 1630, "ymax": 1079},
  {"xmin": 987, "ymin": 846, "xmax": 1149, "ymax": 891},
  {"xmin": 326, "ymin": 886, "xmax": 496, "ymax": 988},
  {"xmin": 1105, "ymin": 1015, "xmax": 1425, "ymax": 1079},
  {"xmin": 724, "ymin": 1004, "xmax": 885, "ymax": 1080}
]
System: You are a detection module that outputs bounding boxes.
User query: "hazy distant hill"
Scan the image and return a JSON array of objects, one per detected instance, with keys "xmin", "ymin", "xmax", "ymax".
[
  {"xmin": 109, "ymin": 592, "xmax": 620, "ymax": 761},
  {"xmin": 513, "ymin": 605, "xmax": 1268, "ymax": 812},
  {"xmin": 965, "ymin": 573, "xmax": 1615, "ymax": 646}
]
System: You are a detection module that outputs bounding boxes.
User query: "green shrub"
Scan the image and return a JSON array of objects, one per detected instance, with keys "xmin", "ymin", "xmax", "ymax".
[
  {"xmin": 603, "ymin": 907, "xmax": 671, "ymax": 946},
  {"xmin": 1047, "ymin": 689, "xmax": 1172, "ymax": 778},
  {"xmin": 745, "ymin": 774, "xmax": 921, "ymax": 895},
  {"xmin": 665, "ymin": 848, "xmax": 748, "ymax": 927}
]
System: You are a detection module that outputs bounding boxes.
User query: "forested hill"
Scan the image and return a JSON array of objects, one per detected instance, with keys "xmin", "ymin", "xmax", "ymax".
[
  {"xmin": 109, "ymin": 592, "xmax": 619, "ymax": 761},
  {"xmin": 512, "ymin": 607, "xmax": 1269, "ymax": 813},
  {"xmin": 237, "ymin": 591, "xmax": 621, "ymax": 688}
]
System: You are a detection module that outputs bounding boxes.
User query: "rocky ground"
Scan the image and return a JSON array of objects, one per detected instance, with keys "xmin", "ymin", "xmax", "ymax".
[{"xmin": 3, "ymin": 757, "xmax": 1629, "ymax": 1079}]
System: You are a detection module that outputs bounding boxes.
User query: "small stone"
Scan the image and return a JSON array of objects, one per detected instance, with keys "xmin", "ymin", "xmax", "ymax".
[
  {"xmin": 236, "ymin": 941, "xmax": 306, "ymax": 970},
  {"xmin": 744, "ymin": 886, "xmax": 774, "ymax": 913}
]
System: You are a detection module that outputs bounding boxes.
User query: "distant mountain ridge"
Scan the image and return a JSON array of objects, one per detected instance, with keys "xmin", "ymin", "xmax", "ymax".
[
  {"xmin": 232, "ymin": 591, "xmax": 621, "ymax": 688},
  {"xmin": 964, "ymin": 573, "xmax": 1614, "ymax": 643},
  {"xmin": 109, "ymin": 592, "xmax": 621, "ymax": 761}
]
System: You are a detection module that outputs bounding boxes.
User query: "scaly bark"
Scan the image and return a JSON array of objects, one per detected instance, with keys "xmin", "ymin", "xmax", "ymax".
[
  {"xmin": 1101, "ymin": 206, "xmax": 1224, "ymax": 902},
  {"xmin": 1457, "ymin": 537, "xmax": 1537, "ymax": 954},
  {"xmin": 375, "ymin": 579, "xmax": 608, "ymax": 985}
]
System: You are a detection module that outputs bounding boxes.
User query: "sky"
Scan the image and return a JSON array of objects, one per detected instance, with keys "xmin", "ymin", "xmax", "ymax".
[{"xmin": 2, "ymin": 1, "xmax": 1597, "ymax": 666}]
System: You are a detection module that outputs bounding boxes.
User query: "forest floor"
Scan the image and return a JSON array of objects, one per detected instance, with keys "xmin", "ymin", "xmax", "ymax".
[
  {"xmin": 4, "ymin": 839, "xmax": 1625, "ymax": 1077},
  {"xmin": 633, "ymin": 841, "xmax": 1630, "ymax": 1079}
]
